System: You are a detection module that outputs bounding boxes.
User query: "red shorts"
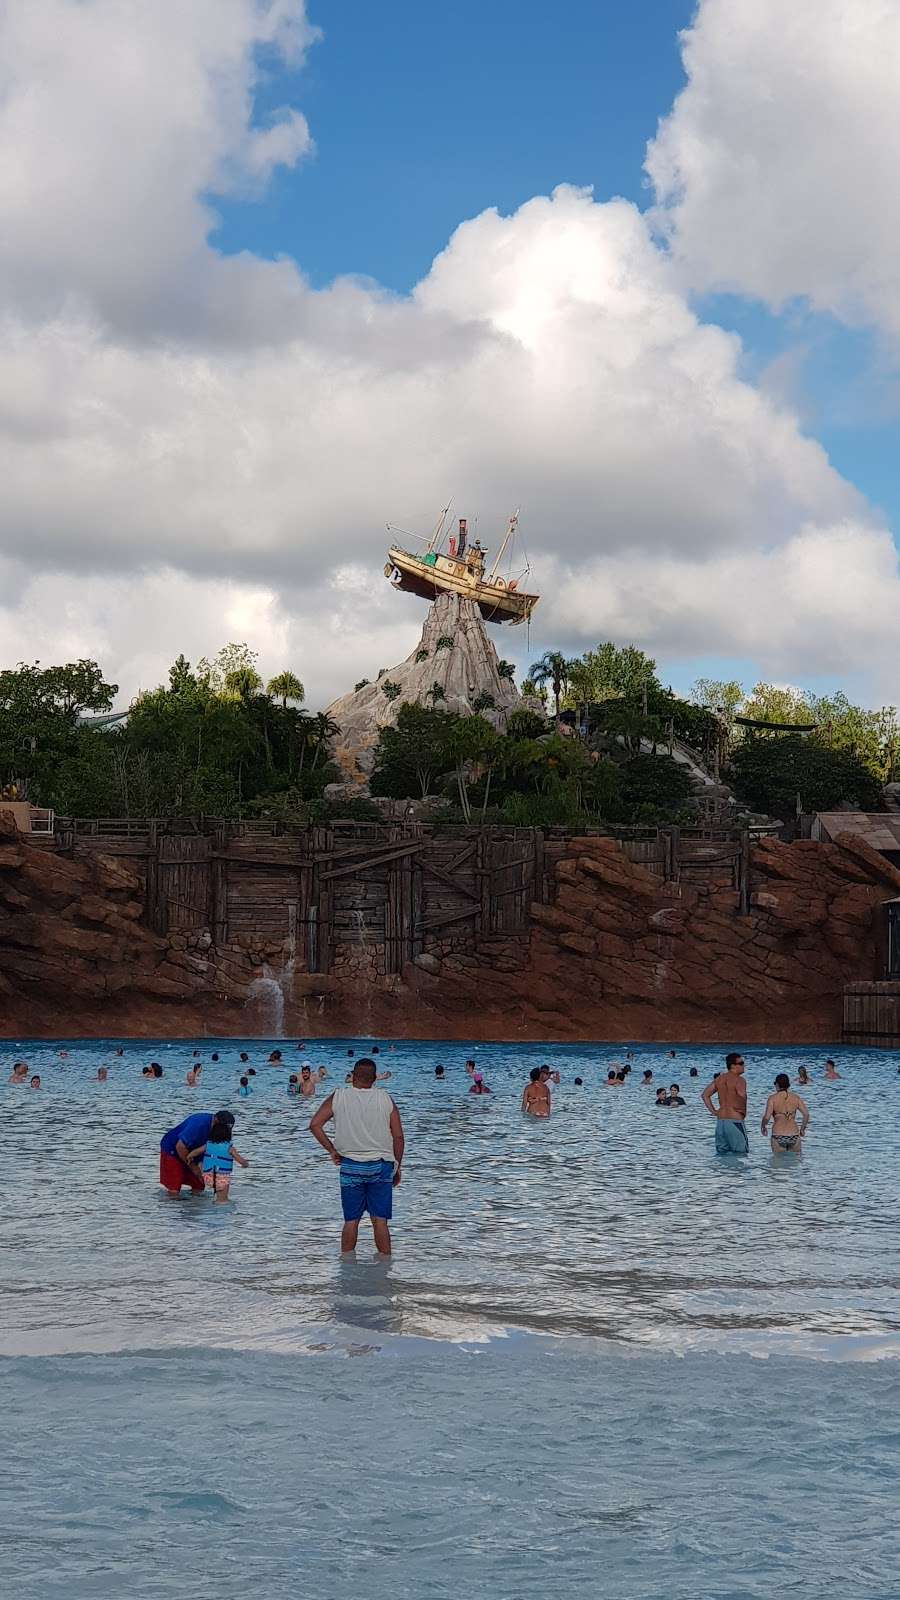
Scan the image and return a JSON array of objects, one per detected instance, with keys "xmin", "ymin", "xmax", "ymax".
[{"xmin": 159, "ymin": 1150, "xmax": 204, "ymax": 1193}]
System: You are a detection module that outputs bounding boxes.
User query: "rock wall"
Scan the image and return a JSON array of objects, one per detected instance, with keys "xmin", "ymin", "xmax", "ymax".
[
  {"xmin": 326, "ymin": 591, "xmax": 522, "ymax": 787},
  {"xmin": 2, "ymin": 811, "xmax": 897, "ymax": 1042}
]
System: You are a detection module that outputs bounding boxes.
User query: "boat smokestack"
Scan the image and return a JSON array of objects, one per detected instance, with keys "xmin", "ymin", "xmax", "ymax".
[{"xmin": 457, "ymin": 517, "xmax": 467, "ymax": 557}]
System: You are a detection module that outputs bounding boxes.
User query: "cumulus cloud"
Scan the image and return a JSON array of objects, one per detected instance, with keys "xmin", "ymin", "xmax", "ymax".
[
  {"xmin": 647, "ymin": 0, "xmax": 900, "ymax": 341},
  {"xmin": 0, "ymin": 0, "xmax": 899, "ymax": 709}
]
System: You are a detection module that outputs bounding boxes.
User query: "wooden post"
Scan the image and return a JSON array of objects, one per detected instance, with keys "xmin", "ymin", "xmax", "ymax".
[
  {"xmin": 532, "ymin": 827, "xmax": 545, "ymax": 905},
  {"xmin": 477, "ymin": 830, "xmax": 491, "ymax": 937},
  {"xmin": 144, "ymin": 819, "xmax": 163, "ymax": 933},
  {"xmin": 315, "ymin": 825, "xmax": 334, "ymax": 974},
  {"xmin": 739, "ymin": 826, "xmax": 751, "ymax": 915},
  {"xmin": 669, "ymin": 825, "xmax": 681, "ymax": 884},
  {"xmin": 210, "ymin": 822, "xmax": 228, "ymax": 947}
]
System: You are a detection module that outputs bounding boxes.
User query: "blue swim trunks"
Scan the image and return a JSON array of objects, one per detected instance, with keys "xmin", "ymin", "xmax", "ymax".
[{"xmin": 339, "ymin": 1158, "xmax": 395, "ymax": 1221}]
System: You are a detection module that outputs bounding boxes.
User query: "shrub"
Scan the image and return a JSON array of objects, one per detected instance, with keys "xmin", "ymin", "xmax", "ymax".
[{"xmin": 381, "ymin": 679, "xmax": 402, "ymax": 702}]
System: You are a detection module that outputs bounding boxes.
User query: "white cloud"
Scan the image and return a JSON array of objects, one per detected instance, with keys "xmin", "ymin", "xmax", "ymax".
[
  {"xmin": 647, "ymin": 0, "xmax": 900, "ymax": 340},
  {"xmin": 0, "ymin": 0, "xmax": 899, "ymax": 712}
]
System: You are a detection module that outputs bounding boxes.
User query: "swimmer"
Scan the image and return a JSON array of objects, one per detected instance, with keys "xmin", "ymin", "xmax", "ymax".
[
  {"xmin": 654, "ymin": 1087, "xmax": 669, "ymax": 1106},
  {"xmin": 668, "ymin": 1083, "xmax": 685, "ymax": 1106},
  {"xmin": 376, "ymin": 1070, "xmax": 393, "ymax": 1082},
  {"xmin": 210, "ymin": 1053, "xmax": 219, "ymax": 1062},
  {"xmin": 201, "ymin": 1113, "xmax": 249, "ymax": 1202},
  {"xmin": 316, "ymin": 1067, "xmax": 328, "ymax": 1081},
  {"xmin": 185, "ymin": 1063, "xmax": 202, "ymax": 1086},
  {"xmin": 288, "ymin": 1075, "xmax": 300, "ymax": 1096},
  {"xmin": 247, "ymin": 1068, "xmax": 257, "ymax": 1077},
  {"xmin": 115, "ymin": 1048, "xmax": 124, "ymax": 1057},
  {"xmin": 795, "ymin": 1066, "xmax": 812, "ymax": 1088},
  {"xmin": 464, "ymin": 1058, "xmax": 476, "ymax": 1077},
  {"xmin": 641, "ymin": 1070, "xmax": 654, "ymax": 1087},
  {"xmin": 604, "ymin": 1069, "xmax": 623, "ymax": 1088},
  {"xmin": 667, "ymin": 1049, "xmax": 677, "ymax": 1059},
  {"xmin": 152, "ymin": 1063, "xmax": 163, "ymax": 1079},
  {"xmin": 268, "ymin": 1050, "xmax": 283, "ymax": 1064},
  {"xmin": 299, "ymin": 1065, "xmax": 317, "ymax": 1098},
  {"xmin": 95, "ymin": 1066, "xmax": 108, "ymax": 1083},
  {"xmin": 30, "ymin": 1075, "xmax": 41, "ymax": 1089},
  {"xmin": 469, "ymin": 1072, "xmax": 491, "ymax": 1095},
  {"xmin": 540, "ymin": 1064, "xmax": 561, "ymax": 1086},
  {"xmin": 522, "ymin": 1066, "xmax": 550, "ymax": 1116},
  {"xmin": 8, "ymin": 1062, "xmax": 29, "ymax": 1085},
  {"xmin": 573, "ymin": 1076, "xmax": 583, "ymax": 1086},
  {"xmin": 435, "ymin": 1066, "xmax": 445, "ymax": 1080},
  {"xmin": 239, "ymin": 1052, "xmax": 249, "ymax": 1063},
  {"xmin": 823, "ymin": 1059, "xmax": 841, "ymax": 1080},
  {"xmin": 689, "ymin": 1067, "xmax": 699, "ymax": 1079},
  {"xmin": 238, "ymin": 1075, "xmax": 252, "ymax": 1097},
  {"xmin": 58, "ymin": 1050, "xmax": 68, "ymax": 1058},
  {"xmin": 761, "ymin": 1073, "xmax": 809, "ymax": 1155},
  {"xmin": 701, "ymin": 1052, "xmax": 749, "ymax": 1155}
]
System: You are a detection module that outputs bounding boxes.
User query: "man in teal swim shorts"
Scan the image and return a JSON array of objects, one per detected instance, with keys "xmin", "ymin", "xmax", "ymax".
[
  {"xmin": 309, "ymin": 1059, "xmax": 405, "ymax": 1255},
  {"xmin": 701, "ymin": 1052, "xmax": 749, "ymax": 1154}
]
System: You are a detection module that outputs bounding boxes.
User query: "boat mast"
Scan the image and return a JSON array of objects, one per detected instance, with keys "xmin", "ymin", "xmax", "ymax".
[
  {"xmin": 426, "ymin": 500, "xmax": 453, "ymax": 555},
  {"xmin": 488, "ymin": 510, "xmax": 519, "ymax": 582}
]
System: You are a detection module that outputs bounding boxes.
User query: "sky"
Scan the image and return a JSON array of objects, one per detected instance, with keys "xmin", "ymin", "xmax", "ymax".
[{"xmin": 1, "ymin": 0, "xmax": 900, "ymax": 712}]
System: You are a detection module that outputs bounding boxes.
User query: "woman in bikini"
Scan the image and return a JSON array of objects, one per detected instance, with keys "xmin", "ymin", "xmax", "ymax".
[{"xmin": 761, "ymin": 1073, "xmax": 809, "ymax": 1155}]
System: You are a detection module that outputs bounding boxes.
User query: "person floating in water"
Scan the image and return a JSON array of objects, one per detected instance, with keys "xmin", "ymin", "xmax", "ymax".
[
  {"xmin": 159, "ymin": 1110, "xmax": 235, "ymax": 1194},
  {"xmin": 604, "ymin": 1069, "xmax": 623, "ymax": 1088},
  {"xmin": 823, "ymin": 1059, "xmax": 841, "ymax": 1080},
  {"xmin": 434, "ymin": 1066, "xmax": 445, "ymax": 1080},
  {"xmin": 641, "ymin": 1070, "xmax": 654, "ymax": 1087},
  {"xmin": 654, "ymin": 1087, "xmax": 668, "ymax": 1106},
  {"xmin": 795, "ymin": 1066, "xmax": 812, "ymax": 1088},
  {"xmin": 522, "ymin": 1067, "xmax": 551, "ymax": 1116},
  {"xmin": 668, "ymin": 1083, "xmax": 685, "ymax": 1106},
  {"xmin": 202, "ymin": 1113, "xmax": 249, "ymax": 1202},
  {"xmin": 268, "ymin": 1050, "xmax": 283, "ymax": 1064},
  {"xmin": 29, "ymin": 1075, "xmax": 41, "ymax": 1090},
  {"xmin": 95, "ymin": 1066, "xmax": 108, "ymax": 1082},
  {"xmin": 308, "ymin": 1058, "xmax": 405, "ymax": 1256},
  {"xmin": 761, "ymin": 1073, "xmax": 809, "ymax": 1155},
  {"xmin": 701, "ymin": 1053, "xmax": 749, "ymax": 1154},
  {"xmin": 238, "ymin": 1075, "xmax": 252, "ymax": 1097},
  {"xmin": 185, "ymin": 1063, "xmax": 202, "ymax": 1086},
  {"xmin": 8, "ymin": 1061, "xmax": 28, "ymax": 1085}
]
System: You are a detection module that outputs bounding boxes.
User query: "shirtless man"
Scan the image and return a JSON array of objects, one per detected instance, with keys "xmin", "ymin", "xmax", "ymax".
[
  {"xmin": 522, "ymin": 1066, "xmax": 551, "ymax": 1117},
  {"xmin": 823, "ymin": 1059, "xmax": 841, "ymax": 1081},
  {"xmin": 299, "ymin": 1065, "xmax": 317, "ymax": 1098},
  {"xmin": 8, "ymin": 1061, "xmax": 29, "ymax": 1085},
  {"xmin": 701, "ymin": 1052, "xmax": 749, "ymax": 1154},
  {"xmin": 761, "ymin": 1073, "xmax": 809, "ymax": 1154}
]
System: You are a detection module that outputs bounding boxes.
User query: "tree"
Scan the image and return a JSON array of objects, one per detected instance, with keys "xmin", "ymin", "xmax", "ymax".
[
  {"xmin": 266, "ymin": 671, "xmax": 305, "ymax": 709},
  {"xmin": 729, "ymin": 734, "xmax": 883, "ymax": 819},
  {"xmin": 528, "ymin": 651, "xmax": 573, "ymax": 721},
  {"xmin": 197, "ymin": 643, "xmax": 261, "ymax": 694},
  {"xmin": 223, "ymin": 665, "xmax": 264, "ymax": 700},
  {"xmin": 576, "ymin": 642, "xmax": 659, "ymax": 703},
  {"xmin": 370, "ymin": 705, "xmax": 455, "ymax": 799},
  {"xmin": 689, "ymin": 677, "xmax": 744, "ymax": 718}
]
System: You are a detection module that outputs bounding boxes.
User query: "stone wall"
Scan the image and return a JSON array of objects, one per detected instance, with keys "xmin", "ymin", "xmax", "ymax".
[{"xmin": 2, "ymin": 810, "xmax": 898, "ymax": 1041}]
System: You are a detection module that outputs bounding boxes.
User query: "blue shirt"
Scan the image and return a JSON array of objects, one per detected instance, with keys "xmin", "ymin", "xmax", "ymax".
[
  {"xmin": 160, "ymin": 1113, "xmax": 213, "ymax": 1155},
  {"xmin": 238, "ymin": 1084, "xmax": 251, "ymax": 1097}
]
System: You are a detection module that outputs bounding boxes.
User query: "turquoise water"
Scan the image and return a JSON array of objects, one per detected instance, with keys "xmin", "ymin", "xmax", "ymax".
[{"xmin": 3, "ymin": 1038, "xmax": 900, "ymax": 1597}]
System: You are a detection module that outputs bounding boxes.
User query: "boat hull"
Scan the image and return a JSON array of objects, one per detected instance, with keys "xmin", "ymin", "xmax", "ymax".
[{"xmin": 384, "ymin": 546, "xmax": 538, "ymax": 624}]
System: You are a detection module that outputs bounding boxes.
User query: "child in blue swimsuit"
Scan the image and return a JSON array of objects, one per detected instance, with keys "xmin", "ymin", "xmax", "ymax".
[{"xmin": 202, "ymin": 1113, "xmax": 249, "ymax": 1202}]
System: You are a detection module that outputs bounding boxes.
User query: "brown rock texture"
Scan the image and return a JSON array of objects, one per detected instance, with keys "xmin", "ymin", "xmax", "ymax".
[{"xmin": 0, "ymin": 814, "xmax": 894, "ymax": 1042}]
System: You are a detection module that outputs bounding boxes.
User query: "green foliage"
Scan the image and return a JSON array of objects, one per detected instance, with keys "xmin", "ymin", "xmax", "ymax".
[
  {"xmin": 497, "ymin": 659, "xmax": 515, "ymax": 680},
  {"xmin": 435, "ymin": 636, "xmax": 454, "ymax": 652},
  {"xmin": 506, "ymin": 707, "xmax": 548, "ymax": 739},
  {"xmin": 729, "ymin": 735, "xmax": 884, "ymax": 819},
  {"xmin": 370, "ymin": 704, "xmax": 455, "ymax": 799},
  {"xmin": 612, "ymin": 755, "xmax": 694, "ymax": 821},
  {"xmin": 380, "ymin": 679, "xmax": 402, "ymax": 701},
  {"xmin": 354, "ymin": 679, "xmax": 370, "ymax": 692},
  {"xmin": 471, "ymin": 691, "xmax": 495, "ymax": 713},
  {"xmin": 565, "ymin": 642, "xmax": 659, "ymax": 709},
  {"xmin": 414, "ymin": 648, "xmax": 429, "ymax": 664},
  {"xmin": 425, "ymin": 682, "xmax": 446, "ymax": 706},
  {"xmin": 528, "ymin": 650, "xmax": 571, "ymax": 718},
  {"xmin": 0, "ymin": 659, "xmax": 119, "ymax": 798},
  {"xmin": 266, "ymin": 671, "xmax": 305, "ymax": 708}
]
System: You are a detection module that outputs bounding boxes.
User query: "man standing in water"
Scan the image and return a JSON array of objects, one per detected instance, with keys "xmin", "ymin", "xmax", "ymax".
[
  {"xmin": 701, "ymin": 1053, "xmax": 749, "ymax": 1154},
  {"xmin": 309, "ymin": 1059, "xmax": 404, "ymax": 1256}
]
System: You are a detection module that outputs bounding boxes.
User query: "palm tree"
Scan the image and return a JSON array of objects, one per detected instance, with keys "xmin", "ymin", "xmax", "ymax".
[
  {"xmin": 309, "ymin": 711, "xmax": 340, "ymax": 768},
  {"xmin": 528, "ymin": 651, "xmax": 573, "ymax": 722},
  {"xmin": 266, "ymin": 670, "xmax": 305, "ymax": 709},
  {"xmin": 223, "ymin": 665, "xmax": 263, "ymax": 700}
]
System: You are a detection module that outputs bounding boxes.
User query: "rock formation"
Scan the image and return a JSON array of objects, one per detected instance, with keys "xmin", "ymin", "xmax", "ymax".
[{"xmin": 326, "ymin": 592, "xmax": 524, "ymax": 788}]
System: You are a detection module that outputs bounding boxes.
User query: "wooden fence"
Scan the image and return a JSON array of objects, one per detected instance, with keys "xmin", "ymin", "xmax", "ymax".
[
  {"xmin": 56, "ymin": 819, "xmax": 759, "ymax": 971},
  {"xmin": 843, "ymin": 983, "xmax": 900, "ymax": 1048}
]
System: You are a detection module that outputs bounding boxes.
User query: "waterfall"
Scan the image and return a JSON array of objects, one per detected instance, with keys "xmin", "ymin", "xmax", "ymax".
[{"xmin": 247, "ymin": 965, "xmax": 285, "ymax": 1037}]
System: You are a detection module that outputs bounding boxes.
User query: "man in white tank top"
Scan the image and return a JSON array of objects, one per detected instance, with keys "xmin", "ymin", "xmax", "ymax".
[{"xmin": 309, "ymin": 1058, "xmax": 405, "ymax": 1255}]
